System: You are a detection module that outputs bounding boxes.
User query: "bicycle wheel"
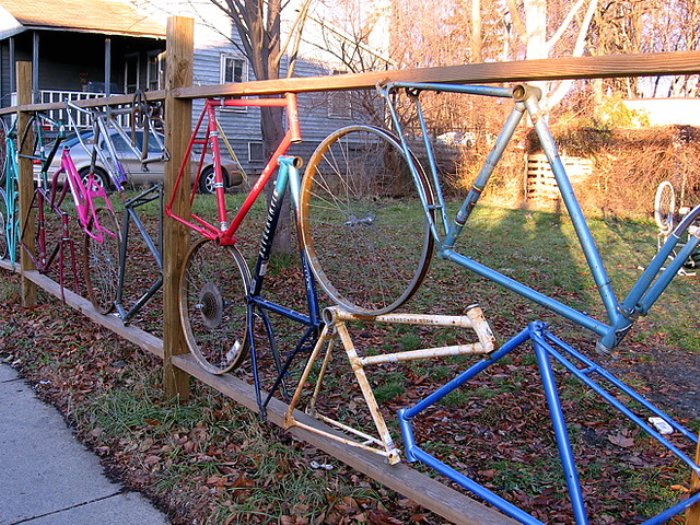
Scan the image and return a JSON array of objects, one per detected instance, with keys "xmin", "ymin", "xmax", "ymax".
[
  {"xmin": 83, "ymin": 207, "xmax": 120, "ymax": 314},
  {"xmin": 654, "ymin": 181, "xmax": 676, "ymax": 234},
  {"xmin": 23, "ymin": 189, "xmax": 60, "ymax": 274},
  {"xmin": 179, "ymin": 238, "xmax": 250, "ymax": 374},
  {"xmin": 300, "ymin": 125, "xmax": 434, "ymax": 316},
  {"xmin": 0, "ymin": 189, "xmax": 7, "ymax": 260}
]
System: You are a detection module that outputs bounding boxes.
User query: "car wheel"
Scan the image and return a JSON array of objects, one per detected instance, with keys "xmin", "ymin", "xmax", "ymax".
[
  {"xmin": 199, "ymin": 166, "xmax": 228, "ymax": 194},
  {"xmin": 79, "ymin": 168, "xmax": 110, "ymax": 193}
]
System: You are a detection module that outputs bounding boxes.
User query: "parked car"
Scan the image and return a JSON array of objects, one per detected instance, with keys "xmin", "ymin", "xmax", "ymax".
[
  {"xmin": 436, "ymin": 130, "xmax": 478, "ymax": 148},
  {"xmin": 435, "ymin": 130, "xmax": 496, "ymax": 148},
  {"xmin": 34, "ymin": 129, "xmax": 242, "ymax": 194}
]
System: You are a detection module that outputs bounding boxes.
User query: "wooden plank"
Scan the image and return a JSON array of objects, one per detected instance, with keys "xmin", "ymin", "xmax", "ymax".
[
  {"xmin": 162, "ymin": 16, "xmax": 193, "ymax": 401},
  {"xmin": 687, "ymin": 433, "xmax": 700, "ymax": 525},
  {"xmin": 0, "ymin": 90, "xmax": 166, "ymax": 116},
  {"xmin": 16, "ymin": 61, "xmax": 36, "ymax": 308},
  {"xmin": 1, "ymin": 252, "xmax": 516, "ymax": 524},
  {"xmin": 0, "ymin": 264, "xmax": 163, "ymax": 359},
  {"xmin": 174, "ymin": 50, "xmax": 700, "ymax": 99},
  {"xmin": 171, "ymin": 352, "xmax": 518, "ymax": 525},
  {"xmin": 2, "ymin": 50, "xmax": 700, "ymax": 117},
  {"xmin": 0, "ymin": 259, "xmax": 14, "ymax": 272}
]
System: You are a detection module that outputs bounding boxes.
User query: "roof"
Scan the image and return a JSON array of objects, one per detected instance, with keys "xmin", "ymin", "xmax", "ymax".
[{"xmin": 0, "ymin": 0, "xmax": 165, "ymax": 39}]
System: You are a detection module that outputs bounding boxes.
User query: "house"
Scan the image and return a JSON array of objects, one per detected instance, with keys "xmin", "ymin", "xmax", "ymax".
[
  {"xmin": 0, "ymin": 0, "xmax": 166, "ymax": 108},
  {"xmin": 136, "ymin": 0, "xmax": 392, "ymax": 170},
  {"xmin": 623, "ymin": 98, "xmax": 700, "ymax": 127},
  {"xmin": 0, "ymin": 0, "xmax": 391, "ymax": 174}
]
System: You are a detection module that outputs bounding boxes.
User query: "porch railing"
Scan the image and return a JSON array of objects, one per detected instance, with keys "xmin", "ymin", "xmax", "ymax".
[{"xmin": 10, "ymin": 89, "xmax": 132, "ymax": 129}]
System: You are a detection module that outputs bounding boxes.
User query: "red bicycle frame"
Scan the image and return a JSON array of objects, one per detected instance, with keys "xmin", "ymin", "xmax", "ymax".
[{"xmin": 165, "ymin": 93, "xmax": 301, "ymax": 245}]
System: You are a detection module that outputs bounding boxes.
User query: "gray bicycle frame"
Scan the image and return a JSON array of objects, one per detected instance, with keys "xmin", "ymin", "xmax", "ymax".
[
  {"xmin": 67, "ymin": 102, "xmax": 168, "ymax": 191},
  {"xmin": 378, "ymin": 81, "xmax": 699, "ymax": 351}
]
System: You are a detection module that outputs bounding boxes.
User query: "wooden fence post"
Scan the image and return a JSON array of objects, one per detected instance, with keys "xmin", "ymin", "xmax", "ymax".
[
  {"xmin": 17, "ymin": 61, "xmax": 36, "ymax": 307},
  {"xmin": 162, "ymin": 16, "xmax": 194, "ymax": 401},
  {"xmin": 687, "ymin": 433, "xmax": 700, "ymax": 525}
]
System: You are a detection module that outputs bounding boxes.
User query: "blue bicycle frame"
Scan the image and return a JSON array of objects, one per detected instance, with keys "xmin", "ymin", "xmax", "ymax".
[
  {"xmin": 246, "ymin": 156, "xmax": 323, "ymax": 417},
  {"xmin": 378, "ymin": 82, "xmax": 700, "ymax": 352}
]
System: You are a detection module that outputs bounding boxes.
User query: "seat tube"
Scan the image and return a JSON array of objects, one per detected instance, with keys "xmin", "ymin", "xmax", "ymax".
[
  {"xmin": 207, "ymin": 103, "xmax": 227, "ymax": 231},
  {"xmin": 445, "ymin": 103, "xmax": 526, "ymax": 249}
]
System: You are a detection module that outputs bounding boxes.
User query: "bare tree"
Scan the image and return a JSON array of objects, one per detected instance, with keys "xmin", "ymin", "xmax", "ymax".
[
  {"xmin": 304, "ymin": 0, "xmax": 394, "ymax": 125},
  {"xmin": 208, "ymin": 0, "xmax": 312, "ymax": 253},
  {"xmin": 506, "ymin": 0, "xmax": 599, "ymax": 111}
]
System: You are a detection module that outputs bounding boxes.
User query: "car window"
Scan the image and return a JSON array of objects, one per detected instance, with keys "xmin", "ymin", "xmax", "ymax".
[
  {"xmin": 104, "ymin": 131, "xmax": 164, "ymax": 156},
  {"xmin": 106, "ymin": 134, "xmax": 131, "ymax": 154},
  {"xmin": 148, "ymin": 133, "xmax": 164, "ymax": 154}
]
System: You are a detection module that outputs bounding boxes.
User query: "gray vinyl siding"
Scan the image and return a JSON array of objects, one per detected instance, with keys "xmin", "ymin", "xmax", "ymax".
[{"xmin": 0, "ymin": 43, "xmax": 9, "ymax": 107}]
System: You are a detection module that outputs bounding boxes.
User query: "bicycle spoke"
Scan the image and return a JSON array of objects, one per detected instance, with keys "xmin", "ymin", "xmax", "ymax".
[
  {"xmin": 83, "ymin": 207, "xmax": 120, "ymax": 314},
  {"xmin": 301, "ymin": 126, "xmax": 434, "ymax": 315},
  {"xmin": 179, "ymin": 238, "xmax": 250, "ymax": 374}
]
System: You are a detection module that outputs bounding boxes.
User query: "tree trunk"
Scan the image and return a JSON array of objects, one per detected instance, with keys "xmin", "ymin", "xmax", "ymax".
[
  {"xmin": 261, "ymin": 105, "xmax": 292, "ymax": 255},
  {"xmin": 471, "ymin": 0, "xmax": 481, "ymax": 63}
]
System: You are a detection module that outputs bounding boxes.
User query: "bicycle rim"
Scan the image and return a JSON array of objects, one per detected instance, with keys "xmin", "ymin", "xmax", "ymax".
[
  {"xmin": 300, "ymin": 125, "xmax": 434, "ymax": 316},
  {"xmin": 654, "ymin": 181, "xmax": 675, "ymax": 234},
  {"xmin": 179, "ymin": 238, "xmax": 250, "ymax": 374},
  {"xmin": 83, "ymin": 207, "xmax": 120, "ymax": 314}
]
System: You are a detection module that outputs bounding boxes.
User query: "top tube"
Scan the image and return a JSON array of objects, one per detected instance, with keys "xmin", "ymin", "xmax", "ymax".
[{"xmin": 379, "ymin": 82, "xmax": 513, "ymax": 99}]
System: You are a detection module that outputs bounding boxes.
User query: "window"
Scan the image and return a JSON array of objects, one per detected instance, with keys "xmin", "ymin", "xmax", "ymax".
[
  {"xmin": 328, "ymin": 70, "xmax": 352, "ymax": 119},
  {"xmin": 124, "ymin": 54, "xmax": 140, "ymax": 94},
  {"xmin": 221, "ymin": 55, "xmax": 247, "ymax": 84},
  {"xmin": 147, "ymin": 52, "xmax": 165, "ymax": 91},
  {"xmin": 248, "ymin": 141, "xmax": 264, "ymax": 163}
]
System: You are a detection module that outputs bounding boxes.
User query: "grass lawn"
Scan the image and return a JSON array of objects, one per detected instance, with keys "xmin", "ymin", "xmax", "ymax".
[{"xmin": 1, "ymin": 192, "xmax": 697, "ymax": 524}]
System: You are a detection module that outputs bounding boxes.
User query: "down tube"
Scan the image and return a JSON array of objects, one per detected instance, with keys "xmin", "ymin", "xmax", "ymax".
[{"xmin": 525, "ymin": 97, "xmax": 621, "ymax": 327}]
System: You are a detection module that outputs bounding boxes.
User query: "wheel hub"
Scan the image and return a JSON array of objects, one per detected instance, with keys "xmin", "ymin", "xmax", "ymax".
[{"xmin": 197, "ymin": 282, "xmax": 224, "ymax": 329}]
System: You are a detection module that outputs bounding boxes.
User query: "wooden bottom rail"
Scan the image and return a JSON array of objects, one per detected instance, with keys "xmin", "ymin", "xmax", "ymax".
[
  {"xmin": 11, "ymin": 265, "xmax": 163, "ymax": 359},
  {"xmin": 173, "ymin": 352, "xmax": 516, "ymax": 525},
  {"xmin": 0, "ymin": 261, "xmax": 515, "ymax": 524}
]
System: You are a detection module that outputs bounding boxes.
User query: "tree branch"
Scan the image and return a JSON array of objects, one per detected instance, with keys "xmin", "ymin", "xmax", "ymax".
[
  {"xmin": 543, "ymin": 0, "xmax": 597, "ymax": 111},
  {"xmin": 280, "ymin": 0, "xmax": 313, "ymax": 78},
  {"xmin": 505, "ymin": 0, "xmax": 527, "ymax": 44},
  {"xmin": 546, "ymin": 0, "xmax": 586, "ymax": 52}
]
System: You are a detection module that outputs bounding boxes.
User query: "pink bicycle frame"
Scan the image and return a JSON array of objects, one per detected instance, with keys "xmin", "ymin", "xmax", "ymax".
[
  {"xmin": 56, "ymin": 147, "xmax": 116, "ymax": 243},
  {"xmin": 166, "ymin": 93, "xmax": 301, "ymax": 246}
]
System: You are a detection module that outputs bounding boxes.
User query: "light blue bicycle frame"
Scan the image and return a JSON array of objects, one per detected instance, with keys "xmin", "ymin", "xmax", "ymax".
[
  {"xmin": 377, "ymin": 82, "xmax": 700, "ymax": 524},
  {"xmin": 378, "ymin": 82, "xmax": 700, "ymax": 352}
]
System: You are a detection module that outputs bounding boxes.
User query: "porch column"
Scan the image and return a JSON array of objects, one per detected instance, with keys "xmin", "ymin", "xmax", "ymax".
[
  {"xmin": 32, "ymin": 31, "xmax": 39, "ymax": 103},
  {"xmin": 9, "ymin": 37, "xmax": 15, "ymax": 95},
  {"xmin": 104, "ymin": 37, "xmax": 111, "ymax": 96}
]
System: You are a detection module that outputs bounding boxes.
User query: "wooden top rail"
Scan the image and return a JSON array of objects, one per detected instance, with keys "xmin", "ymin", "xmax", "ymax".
[
  {"xmin": 2, "ymin": 50, "xmax": 700, "ymax": 117},
  {"xmin": 174, "ymin": 50, "xmax": 700, "ymax": 98},
  {"xmin": 0, "ymin": 89, "xmax": 165, "ymax": 117}
]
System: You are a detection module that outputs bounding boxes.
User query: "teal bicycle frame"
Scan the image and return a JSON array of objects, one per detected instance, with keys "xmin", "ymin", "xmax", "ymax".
[
  {"xmin": 1, "ymin": 118, "xmax": 19, "ymax": 266},
  {"xmin": 379, "ymin": 82, "xmax": 700, "ymax": 352}
]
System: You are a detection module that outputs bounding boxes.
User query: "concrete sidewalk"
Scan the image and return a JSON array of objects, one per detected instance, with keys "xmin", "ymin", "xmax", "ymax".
[{"xmin": 0, "ymin": 364, "xmax": 170, "ymax": 525}]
